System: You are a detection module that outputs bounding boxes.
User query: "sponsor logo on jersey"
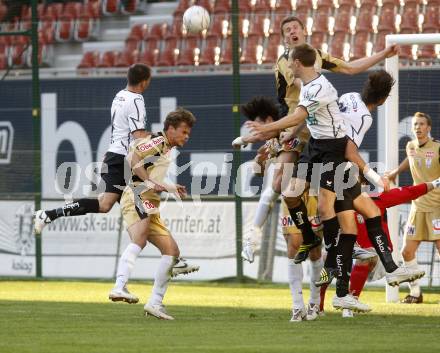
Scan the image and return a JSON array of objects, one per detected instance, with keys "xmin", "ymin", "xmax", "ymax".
[
  {"xmin": 425, "ymin": 151, "xmax": 435, "ymax": 159},
  {"xmin": 406, "ymin": 224, "xmax": 416, "ymax": 236},
  {"xmin": 137, "ymin": 136, "xmax": 165, "ymax": 152},
  {"xmin": 433, "ymin": 219, "xmax": 440, "ymax": 235},
  {"xmin": 142, "ymin": 200, "xmax": 157, "ymax": 211}
]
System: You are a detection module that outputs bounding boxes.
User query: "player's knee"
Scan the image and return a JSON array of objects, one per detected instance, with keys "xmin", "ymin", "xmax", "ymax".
[
  {"xmin": 309, "ymin": 246, "xmax": 321, "ymax": 261},
  {"xmin": 401, "ymin": 248, "xmax": 414, "ymax": 261},
  {"xmin": 282, "ymin": 195, "xmax": 301, "ymax": 208}
]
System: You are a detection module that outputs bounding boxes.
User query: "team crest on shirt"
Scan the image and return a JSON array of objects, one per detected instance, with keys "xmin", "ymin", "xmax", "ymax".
[
  {"xmin": 433, "ymin": 219, "xmax": 440, "ymax": 235},
  {"xmin": 406, "ymin": 224, "xmax": 416, "ymax": 236},
  {"xmin": 425, "ymin": 151, "xmax": 435, "ymax": 158}
]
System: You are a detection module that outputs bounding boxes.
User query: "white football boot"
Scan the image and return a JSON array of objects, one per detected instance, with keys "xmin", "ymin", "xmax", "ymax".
[
  {"xmin": 108, "ymin": 286, "xmax": 139, "ymax": 304},
  {"xmin": 332, "ymin": 294, "xmax": 371, "ymax": 313},
  {"xmin": 290, "ymin": 307, "xmax": 307, "ymax": 322},
  {"xmin": 171, "ymin": 257, "xmax": 200, "ymax": 278},
  {"xmin": 352, "ymin": 243, "xmax": 378, "ymax": 261},
  {"xmin": 386, "ymin": 266, "xmax": 425, "ymax": 287},
  {"xmin": 144, "ymin": 303, "xmax": 175, "ymax": 320},
  {"xmin": 306, "ymin": 303, "xmax": 320, "ymax": 321},
  {"xmin": 34, "ymin": 210, "xmax": 51, "ymax": 234}
]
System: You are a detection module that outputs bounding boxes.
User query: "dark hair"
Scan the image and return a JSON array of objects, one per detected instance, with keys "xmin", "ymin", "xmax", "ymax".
[
  {"xmin": 413, "ymin": 112, "xmax": 432, "ymax": 126},
  {"xmin": 290, "ymin": 43, "xmax": 316, "ymax": 67},
  {"xmin": 241, "ymin": 96, "xmax": 279, "ymax": 122},
  {"xmin": 127, "ymin": 63, "xmax": 151, "ymax": 85},
  {"xmin": 164, "ymin": 107, "xmax": 196, "ymax": 130},
  {"xmin": 280, "ymin": 16, "xmax": 305, "ymax": 36},
  {"xmin": 361, "ymin": 70, "xmax": 395, "ymax": 106}
]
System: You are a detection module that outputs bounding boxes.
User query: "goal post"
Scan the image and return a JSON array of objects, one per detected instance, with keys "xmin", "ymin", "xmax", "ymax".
[{"xmin": 378, "ymin": 33, "xmax": 440, "ymax": 302}]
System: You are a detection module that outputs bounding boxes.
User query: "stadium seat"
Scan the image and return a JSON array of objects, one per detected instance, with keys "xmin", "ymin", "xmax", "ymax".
[
  {"xmin": 121, "ymin": 0, "xmax": 138, "ymax": 15},
  {"xmin": 199, "ymin": 45, "xmax": 217, "ymax": 65},
  {"xmin": 168, "ymin": 18, "xmax": 184, "ymax": 38},
  {"xmin": 209, "ymin": 14, "xmax": 229, "ymax": 37},
  {"xmin": 316, "ymin": 0, "xmax": 334, "ymax": 13},
  {"xmin": 78, "ymin": 51, "xmax": 99, "ymax": 68},
  {"xmin": 102, "ymin": 0, "xmax": 120, "ymax": 16},
  {"xmin": 0, "ymin": 53, "xmax": 7, "ymax": 70},
  {"xmin": 330, "ymin": 33, "xmax": 345, "ymax": 59},
  {"xmin": 377, "ymin": 8, "xmax": 396, "ymax": 33},
  {"xmin": 312, "ymin": 10, "xmax": 329, "ymax": 34},
  {"xmin": 177, "ymin": 47, "xmax": 196, "ymax": 66},
  {"xmin": 196, "ymin": 0, "xmax": 212, "ymax": 13},
  {"xmin": 270, "ymin": 13, "xmax": 286, "ymax": 35},
  {"xmin": 97, "ymin": 51, "xmax": 117, "ymax": 67},
  {"xmin": 423, "ymin": 5, "xmax": 439, "ymax": 32},
  {"xmin": 295, "ymin": 0, "xmax": 312, "ymax": 13},
  {"xmin": 0, "ymin": 3, "xmax": 7, "ymax": 22},
  {"xmin": 45, "ymin": 3, "xmax": 64, "ymax": 19},
  {"xmin": 381, "ymin": 0, "xmax": 399, "ymax": 11},
  {"xmin": 56, "ymin": 14, "xmax": 74, "ymax": 42},
  {"xmin": 75, "ymin": 14, "xmax": 93, "ymax": 42},
  {"xmin": 124, "ymin": 37, "xmax": 140, "ymax": 52},
  {"xmin": 338, "ymin": 0, "xmax": 356, "ymax": 13},
  {"xmin": 274, "ymin": 0, "xmax": 292, "ymax": 12},
  {"xmin": 248, "ymin": 12, "xmax": 267, "ymax": 36},
  {"xmin": 138, "ymin": 49, "xmax": 158, "ymax": 67},
  {"xmin": 213, "ymin": 0, "xmax": 230, "ymax": 15},
  {"xmin": 40, "ymin": 15, "xmax": 56, "ymax": 44},
  {"xmin": 157, "ymin": 37, "xmax": 178, "ymax": 66},
  {"xmin": 310, "ymin": 32, "xmax": 325, "ymax": 49},
  {"xmin": 400, "ymin": 7, "xmax": 419, "ymax": 33},
  {"xmin": 142, "ymin": 37, "xmax": 159, "ymax": 53},
  {"xmin": 128, "ymin": 24, "xmax": 148, "ymax": 41},
  {"xmin": 333, "ymin": 10, "xmax": 351, "ymax": 34},
  {"xmin": 356, "ymin": 6, "xmax": 375, "ymax": 33},
  {"xmin": 220, "ymin": 38, "xmax": 233, "ymax": 64},
  {"xmin": 114, "ymin": 50, "xmax": 137, "ymax": 67},
  {"xmin": 238, "ymin": 1, "xmax": 252, "ymax": 13},
  {"xmin": 418, "ymin": 28, "xmax": 438, "ymax": 60},
  {"xmin": 10, "ymin": 44, "xmax": 27, "ymax": 67},
  {"xmin": 241, "ymin": 34, "xmax": 259, "ymax": 64},
  {"xmin": 146, "ymin": 23, "xmax": 168, "ymax": 41},
  {"xmin": 263, "ymin": 34, "xmax": 281, "ymax": 63},
  {"xmin": 351, "ymin": 32, "xmax": 369, "ymax": 60}
]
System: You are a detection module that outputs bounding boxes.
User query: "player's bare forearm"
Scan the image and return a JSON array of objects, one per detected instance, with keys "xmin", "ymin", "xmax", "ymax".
[
  {"xmin": 244, "ymin": 131, "xmax": 278, "ymax": 143},
  {"xmin": 386, "ymin": 157, "xmax": 409, "ymax": 182},
  {"xmin": 345, "ymin": 139, "xmax": 366, "ymax": 171},
  {"xmin": 129, "ymin": 151, "xmax": 150, "ymax": 182},
  {"xmin": 338, "ymin": 45, "xmax": 398, "ymax": 75},
  {"xmin": 132, "ymin": 130, "xmax": 150, "ymax": 139},
  {"xmin": 258, "ymin": 107, "xmax": 307, "ymax": 134}
]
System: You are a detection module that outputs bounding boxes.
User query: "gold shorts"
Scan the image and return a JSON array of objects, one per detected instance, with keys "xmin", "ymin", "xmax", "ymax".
[
  {"xmin": 120, "ymin": 186, "xmax": 170, "ymax": 236},
  {"xmin": 404, "ymin": 206, "xmax": 440, "ymax": 242},
  {"xmin": 280, "ymin": 194, "xmax": 322, "ymax": 236}
]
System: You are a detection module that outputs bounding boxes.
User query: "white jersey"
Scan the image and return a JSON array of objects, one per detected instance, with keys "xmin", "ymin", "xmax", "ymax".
[
  {"xmin": 108, "ymin": 89, "xmax": 147, "ymax": 155},
  {"xmin": 298, "ymin": 74, "xmax": 346, "ymax": 139},
  {"xmin": 339, "ymin": 92, "xmax": 372, "ymax": 148}
]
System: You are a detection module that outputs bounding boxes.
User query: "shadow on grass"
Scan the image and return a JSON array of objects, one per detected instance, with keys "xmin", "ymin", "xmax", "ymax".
[{"xmin": 1, "ymin": 300, "xmax": 439, "ymax": 353}]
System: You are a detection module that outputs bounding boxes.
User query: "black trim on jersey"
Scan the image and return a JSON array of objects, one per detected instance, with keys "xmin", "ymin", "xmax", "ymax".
[
  {"xmin": 110, "ymin": 110, "xmax": 116, "ymax": 144},
  {"xmin": 350, "ymin": 114, "xmax": 372, "ymax": 148},
  {"xmin": 326, "ymin": 104, "xmax": 339, "ymax": 138},
  {"xmin": 130, "ymin": 98, "xmax": 144, "ymax": 132},
  {"xmin": 277, "ymin": 71, "xmax": 289, "ymax": 117},
  {"xmin": 317, "ymin": 49, "xmax": 338, "ymax": 71},
  {"xmin": 303, "ymin": 74, "xmax": 322, "ymax": 86}
]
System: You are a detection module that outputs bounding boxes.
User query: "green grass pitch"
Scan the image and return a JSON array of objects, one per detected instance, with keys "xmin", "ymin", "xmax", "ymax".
[{"xmin": 0, "ymin": 280, "xmax": 439, "ymax": 353}]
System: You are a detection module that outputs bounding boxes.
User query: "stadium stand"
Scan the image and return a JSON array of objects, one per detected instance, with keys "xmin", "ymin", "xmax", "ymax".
[{"xmin": 0, "ymin": 0, "xmax": 438, "ymax": 72}]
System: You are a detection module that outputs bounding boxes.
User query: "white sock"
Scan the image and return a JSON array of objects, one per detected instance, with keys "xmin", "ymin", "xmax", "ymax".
[
  {"xmin": 148, "ymin": 255, "xmax": 177, "ymax": 306},
  {"xmin": 405, "ymin": 258, "xmax": 421, "ymax": 297},
  {"xmin": 287, "ymin": 258, "xmax": 304, "ymax": 310},
  {"xmin": 115, "ymin": 243, "xmax": 142, "ymax": 290},
  {"xmin": 253, "ymin": 188, "xmax": 280, "ymax": 229},
  {"xmin": 309, "ymin": 258, "xmax": 323, "ymax": 305}
]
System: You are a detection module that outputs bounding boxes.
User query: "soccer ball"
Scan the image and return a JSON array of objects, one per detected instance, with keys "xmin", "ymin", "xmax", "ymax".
[{"xmin": 183, "ymin": 5, "xmax": 210, "ymax": 33}]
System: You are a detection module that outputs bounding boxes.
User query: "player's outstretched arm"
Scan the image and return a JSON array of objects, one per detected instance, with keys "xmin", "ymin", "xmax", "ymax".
[
  {"xmin": 132, "ymin": 130, "xmax": 150, "ymax": 139},
  {"xmin": 337, "ymin": 45, "xmax": 399, "ymax": 75},
  {"xmin": 232, "ymin": 130, "xmax": 278, "ymax": 147},
  {"xmin": 247, "ymin": 106, "xmax": 308, "ymax": 137},
  {"xmin": 345, "ymin": 139, "xmax": 389, "ymax": 190},
  {"xmin": 385, "ymin": 157, "xmax": 410, "ymax": 184}
]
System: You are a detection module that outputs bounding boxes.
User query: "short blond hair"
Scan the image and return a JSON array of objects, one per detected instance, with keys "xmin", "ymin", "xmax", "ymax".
[{"xmin": 413, "ymin": 112, "xmax": 432, "ymax": 126}]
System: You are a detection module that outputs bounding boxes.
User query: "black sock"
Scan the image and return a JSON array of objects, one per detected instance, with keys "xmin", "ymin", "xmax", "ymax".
[
  {"xmin": 288, "ymin": 200, "xmax": 316, "ymax": 244},
  {"xmin": 323, "ymin": 217, "xmax": 340, "ymax": 268},
  {"xmin": 45, "ymin": 199, "xmax": 100, "ymax": 221},
  {"xmin": 365, "ymin": 216, "xmax": 398, "ymax": 273},
  {"xmin": 335, "ymin": 234, "xmax": 357, "ymax": 297}
]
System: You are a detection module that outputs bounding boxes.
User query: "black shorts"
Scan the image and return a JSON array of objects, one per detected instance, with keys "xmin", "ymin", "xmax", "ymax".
[
  {"xmin": 292, "ymin": 136, "xmax": 348, "ymax": 192},
  {"xmin": 101, "ymin": 152, "xmax": 129, "ymax": 197}
]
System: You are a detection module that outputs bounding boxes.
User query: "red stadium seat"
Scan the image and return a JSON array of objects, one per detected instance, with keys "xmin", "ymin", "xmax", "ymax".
[
  {"xmin": 310, "ymin": 32, "xmax": 325, "ymax": 49},
  {"xmin": 338, "ymin": 0, "xmax": 356, "ymax": 13},
  {"xmin": 262, "ymin": 42, "xmax": 280, "ymax": 63},
  {"xmin": 56, "ymin": 14, "xmax": 74, "ymax": 42},
  {"xmin": 128, "ymin": 24, "xmax": 148, "ymax": 41},
  {"xmin": 296, "ymin": 0, "xmax": 312, "ymax": 13},
  {"xmin": 241, "ymin": 34, "xmax": 259, "ymax": 64},
  {"xmin": 351, "ymin": 32, "xmax": 369, "ymax": 60},
  {"xmin": 400, "ymin": 7, "xmax": 419, "ymax": 33},
  {"xmin": 168, "ymin": 18, "xmax": 184, "ymax": 38},
  {"xmin": 209, "ymin": 14, "xmax": 228, "ymax": 37},
  {"xmin": 423, "ymin": 5, "xmax": 439, "ymax": 32},
  {"xmin": 146, "ymin": 23, "xmax": 168, "ymax": 41},
  {"xmin": 238, "ymin": 1, "xmax": 252, "ymax": 13},
  {"xmin": 138, "ymin": 49, "xmax": 158, "ymax": 67},
  {"xmin": 199, "ymin": 44, "xmax": 217, "ymax": 65},
  {"xmin": 121, "ymin": 0, "xmax": 138, "ymax": 15},
  {"xmin": 97, "ymin": 51, "xmax": 117, "ymax": 67},
  {"xmin": 75, "ymin": 15, "xmax": 93, "ymax": 42},
  {"xmin": 316, "ymin": 0, "xmax": 333, "ymax": 13},
  {"xmin": 0, "ymin": 53, "xmax": 7, "ymax": 70},
  {"xmin": 270, "ymin": 13, "xmax": 285, "ymax": 35},
  {"xmin": 78, "ymin": 51, "xmax": 99, "ymax": 68},
  {"xmin": 124, "ymin": 37, "xmax": 140, "ymax": 52},
  {"xmin": 177, "ymin": 47, "xmax": 196, "ymax": 66},
  {"xmin": 115, "ymin": 50, "xmax": 137, "ymax": 67},
  {"xmin": 10, "ymin": 44, "xmax": 27, "ymax": 67},
  {"xmin": 381, "ymin": 0, "xmax": 399, "ymax": 11},
  {"xmin": 330, "ymin": 33, "xmax": 345, "ymax": 59},
  {"xmin": 248, "ymin": 12, "xmax": 267, "ymax": 36},
  {"xmin": 157, "ymin": 49, "xmax": 177, "ymax": 67},
  {"xmin": 312, "ymin": 10, "xmax": 329, "ymax": 34},
  {"xmin": 213, "ymin": 0, "xmax": 230, "ymax": 15},
  {"xmin": 334, "ymin": 10, "xmax": 351, "ymax": 34},
  {"xmin": 45, "ymin": 3, "xmax": 64, "ymax": 19},
  {"xmin": 173, "ymin": 0, "xmax": 190, "ymax": 18},
  {"xmin": 196, "ymin": 0, "xmax": 212, "ymax": 13},
  {"xmin": 220, "ymin": 38, "xmax": 234, "ymax": 64},
  {"xmin": 142, "ymin": 37, "xmax": 159, "ymax": 53},
  {"xmin": 102, "ymin": 0, "xmax": 120, "ymax": 16},
  {"xmin": 377, "ymin": 8, "xmax": 396, "ymax": 33},
  {"xmin": 274, "ymin": 0, "xmax": 292, "ymax": 12}
]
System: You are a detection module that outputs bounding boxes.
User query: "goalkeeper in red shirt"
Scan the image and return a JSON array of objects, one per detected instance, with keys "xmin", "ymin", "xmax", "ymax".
[{"xmin": 319, "ymin": 178, "xmax": 440, "ymax": 312}]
